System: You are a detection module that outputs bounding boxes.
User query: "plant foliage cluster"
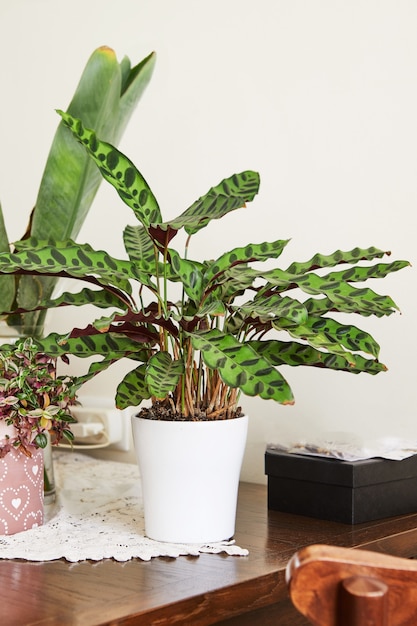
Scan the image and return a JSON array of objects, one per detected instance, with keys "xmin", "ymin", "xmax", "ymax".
[
  {"xmin": 0, "ymin": 110, "xmax": 409, "ymax": 420},
  {"xmin": 0, "ymin": 338, "xmax": 78, "ymax": 458}
]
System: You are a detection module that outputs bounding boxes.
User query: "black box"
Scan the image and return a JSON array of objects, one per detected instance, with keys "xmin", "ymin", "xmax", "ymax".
[{"xmin": 265, "ymin": 447, "xmax": 417, "ymax": 524}]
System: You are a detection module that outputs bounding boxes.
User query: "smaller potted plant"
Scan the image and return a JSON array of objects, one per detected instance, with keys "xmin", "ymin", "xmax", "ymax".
[{"xmin": 0, "ymin": 338, "xmax": 78, "ymax": 535}]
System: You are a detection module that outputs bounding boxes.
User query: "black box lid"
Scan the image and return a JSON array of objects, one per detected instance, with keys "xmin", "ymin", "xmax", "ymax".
[{"xmin": 265, "ymin": 447, "xmax": 417, "ymax": 488}]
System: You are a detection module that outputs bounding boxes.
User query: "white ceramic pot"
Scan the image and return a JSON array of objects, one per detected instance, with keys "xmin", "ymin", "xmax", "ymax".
[{"xmin": 131, "ymin": 414, "xmax": 248, "ymax": 543}]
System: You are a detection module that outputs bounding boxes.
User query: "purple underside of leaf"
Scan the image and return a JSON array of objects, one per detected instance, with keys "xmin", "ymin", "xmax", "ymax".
[
  {"xmin": 148, "ymin": 224, "xmax": 178, "ymax": 248},
  {"xmin": 68, "ymin": 323, "xmax": 157, "ymax": 343}
]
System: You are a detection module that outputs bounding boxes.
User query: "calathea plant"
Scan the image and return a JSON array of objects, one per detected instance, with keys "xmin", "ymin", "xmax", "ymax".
[{"xmin": 0, "ymin": 110, "xmax": 409, "ymax": 420}]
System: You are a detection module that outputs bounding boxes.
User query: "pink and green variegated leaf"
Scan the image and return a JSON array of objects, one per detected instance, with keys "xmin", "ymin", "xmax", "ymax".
[
  {"xmin": 249, "ymin": 340, "xmax": 387, "ymax": 375},
  {"xmin": 145, "ymin": 352, "xmax": 184, "ymax": 400},
  {"xmin": 57, "ymin": 110, "xmax": 162, "ymax": 228},
  {"xmin": 116, "ymin": 364, "xmax": 151, "ymax": 409},
  {"xmin": 204, "ymin": 239, "xmax": 290, "ymax": 284},
  {"xmin": 190, "ymin": 329, "xmax": 294, "ymax": 405}
]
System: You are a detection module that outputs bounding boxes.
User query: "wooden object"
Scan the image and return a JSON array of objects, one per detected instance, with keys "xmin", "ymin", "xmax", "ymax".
[
  {"xmin": 287, "ymin": 544, "xmax": 417, "ymax": 625},
  {"xmin": 3, "ymin": 482, "xmax": 417, "ymax": 624}
]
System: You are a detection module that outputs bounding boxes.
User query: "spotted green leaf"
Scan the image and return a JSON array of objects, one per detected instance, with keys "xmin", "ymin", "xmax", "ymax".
[
  {"xmin": 249, "ymin": 340, "xmax": 387, "ymax": 375},
  {"xmin": 190, "ymin": 329, "xmax": 294, "ymax": 404},
  {"xmin": 0, "ymin": 287, "xmax": 127, "ymax": 315},
  {"xmin": 285, "ymin": 316, "xmax": 380, "ymax": 357},
  {"xmin": 294, "ymin": 272, "xmax": 402, "ymax": 317},
  {"xmin": 123, "ymin": 224, "xmax": 156, "ymax": 268},
  {"xmin": 145, "ymin": 352, "xmax": 184, "ymax": 399},
  {"xmin": 285, "ymin": 247, "xmax": 393, "ymax": 275},
  {"xmin": 153, "ymin": 171, "xmax": 261, "ymax": 239},
  {"xmin": 196, "ymin": 300, "xmax": 227, "ymax": 317},
  {"xmin": 204, "ymin": 239, "xmax": 290, "ymax": 284},
  {"xmin": 295, "ymin": 261, "xmax": 409, "ymax": 297},
  {"xmin": 226, "ymin": 265, "xmax": 293, "ymax": 291},
  {"xmin": 0, "ymin": 241, "xmax": 134, "ymax": 296},
  {"xmin": 116, "ymin": 364, "xmax": 151, "ymax": 409},
  {"xmin": 274, "ymin": 314, "xmax": 380, "ymax": 363},
  {"xmin": 36, "ymin": 330, "xmax": 152, "ymax": 361},
  {"xmin": 168, "ymin": 249, "xmax": 205, "ymax": 302},
  {"xmin": 238, "ymin": 294, "xmax": 308, "ymax": 326},
  {"xmin": 57, "ymin": 110, "xmax": 162, "ymax": 228}
]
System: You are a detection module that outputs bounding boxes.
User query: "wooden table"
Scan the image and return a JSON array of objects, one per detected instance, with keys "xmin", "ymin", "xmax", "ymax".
[{"xmin": 3, "ymin": 482, "xmax": 417, "ymax": 625}]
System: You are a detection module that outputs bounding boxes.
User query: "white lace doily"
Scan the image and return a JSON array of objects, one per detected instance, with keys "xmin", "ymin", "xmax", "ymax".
[{"xmin": 0, "ymin": 451, "xmax": 248, "ymax": 562}]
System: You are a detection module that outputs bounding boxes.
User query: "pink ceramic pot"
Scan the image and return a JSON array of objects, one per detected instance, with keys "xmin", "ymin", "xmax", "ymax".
[{"xmin": 0, "ymin": 448, "xmax": 44, "ymax": 535}]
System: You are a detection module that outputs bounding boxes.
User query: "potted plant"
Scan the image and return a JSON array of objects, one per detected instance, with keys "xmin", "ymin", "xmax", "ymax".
[
  {"xmin": 0, "ymin": 109, "xmax": 409, "ymax": 543},
  {"xmin": 0, "ymin": 338, "xmax": 78, "ymax": 535}
]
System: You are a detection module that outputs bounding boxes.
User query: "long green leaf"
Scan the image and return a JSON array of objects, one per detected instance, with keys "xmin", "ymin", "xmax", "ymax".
[
  {"xmin": 169, "ymin": 250, "xmax": 205, "ymax": 302},
  {"xmin": 279, "ymin": 315, "xmax": 381, "ymax": 357},
  {"xmin": 31, "ymin": 48, "xmax": 156, "ymax": 242},
  {"xmin": 204, "ymin": 239, "xmax": 289, "ymax": 284},
  {"xmin": 123, "ymin": 224, "xmax": 156, "ymax": 267},
  {"xmin": 36, "ymin": 331, "xmax": 151, "ymax": 360},
  {"xmin": 146, "ymin": 352, "xmax": 184, "ymax": 399},
  {"xmin": 274, "ymin": 316, "xmax": 369, "ymax": 364},
  {"xmin": 16, "ymin": 47, "xmax": 156, "ymax": 334},
  {"xmin": 249, "ymin": 340, "xmax": 387, "ymax": 374},
  {"xmin": 0, "ymin": 243, "xmax": 134, "ymax": 296},
  {"xmin": 57, "ymin": 110, "xmax": 162, "ymax": 228},
  {"xmin": 0, "ymin": 202, "xmax": 14, "ymax": 313},
  {"xmin": 116, "ymin": 364, "xmax": 151, "ymax": 409},
  {"xmin": 237, "ymin": 294, "xmax": 308, "ymax": 326},
  {"xmin": 155, "ymin": 171, "xmax": 260, "ymax": 239},
  {"xmin": 0, "ymin": 287, "xmax": 127, "ymax": 315},
  {"xmin": 190, "ymin": 329, "xmax": 294, "ymax": 404},
  {"xmin": 285, "ymin": 247, "xmax": 393, "ymax": 275},
  {"xmin": 115, "ymin": 51, "xmax": 156, "ymax": 143},
  {"xmin": 294, "ymin": 272, "xmax": 402, "ymax": 317}
]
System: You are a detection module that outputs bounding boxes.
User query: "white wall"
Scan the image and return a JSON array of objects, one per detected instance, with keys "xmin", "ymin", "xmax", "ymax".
[{"xmin": 1, "ymin": 0, "xmax": 416, "ymax": 482}]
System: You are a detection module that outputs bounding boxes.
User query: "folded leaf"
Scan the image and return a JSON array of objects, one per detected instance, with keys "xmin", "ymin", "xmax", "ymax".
[{"xmin": 190, "ymin": 329, "xmax": 294, "ymax": 404}]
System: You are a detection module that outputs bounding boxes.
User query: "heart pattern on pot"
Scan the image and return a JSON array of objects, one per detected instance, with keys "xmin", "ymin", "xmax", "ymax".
[
  {"xmin": 24, "ymin": 509, "xmax": 43, "ymax": 531},
  {"xmin": 0, "ymin": 485, "xmax": 30, "ymax": 520},
  {"xmin": 0, "ymin": 450, "xmax": 22, "ymax": 483},
  {"xmin": 24, "ymin": 456, "xmax": 42, "ymax": 487},
  {"xmin": 0, "ymin": 459, "xmax": 8, "ymax": 483},
  {"xmin": 0, "ymin": 448, "xmax": 44, "ymax": 535}
]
